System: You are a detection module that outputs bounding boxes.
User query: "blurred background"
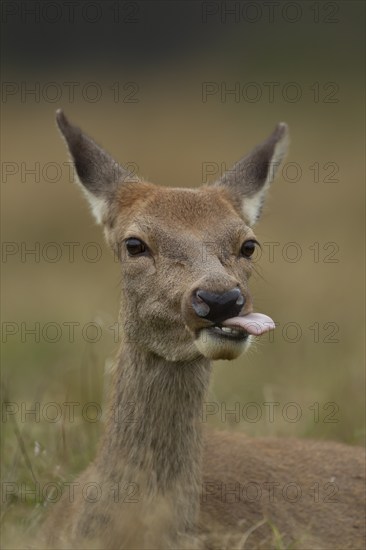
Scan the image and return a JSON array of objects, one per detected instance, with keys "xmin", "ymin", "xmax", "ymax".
[{"xmin": 1, "ymin": 0, "xmax": 365, "ymax": 543}]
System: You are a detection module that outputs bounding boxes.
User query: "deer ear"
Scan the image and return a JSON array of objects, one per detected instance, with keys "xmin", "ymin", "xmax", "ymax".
[
  {"xmin": 56, "ymin": 109, "xmax": 139, "ymax": 224},
  {"xmin": 214, "ymin": 123, "xmax": 289, "ymax": 225}
]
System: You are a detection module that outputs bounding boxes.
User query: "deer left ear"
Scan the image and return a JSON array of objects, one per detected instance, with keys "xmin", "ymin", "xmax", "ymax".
[
  {"xmin": 214, "ymin": 123, "xmax": 289, "ymax": 225},
  {"xmin": 56, "ymin": 109, "xmax": 139, "ymax": 224}
]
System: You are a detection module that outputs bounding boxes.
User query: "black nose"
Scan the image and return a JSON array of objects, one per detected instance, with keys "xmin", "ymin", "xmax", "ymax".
[{"xmin": 192, "ymin": 288, "xmax": 245, "ymax": 324}]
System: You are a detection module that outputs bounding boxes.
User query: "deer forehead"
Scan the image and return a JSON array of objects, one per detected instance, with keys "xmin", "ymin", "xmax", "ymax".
[{"xmin": 113, "ymin": 183, "xmax": 255, "ymax": 244}]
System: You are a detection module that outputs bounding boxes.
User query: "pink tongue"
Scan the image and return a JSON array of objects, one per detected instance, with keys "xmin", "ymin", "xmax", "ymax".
[{"xmin": 222, "ymin": 313, "xmax": 276, "ymax": 336}]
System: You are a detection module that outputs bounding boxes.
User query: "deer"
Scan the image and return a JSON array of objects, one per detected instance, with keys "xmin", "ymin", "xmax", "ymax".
[{"xmin": 43, "ymin": 110, "xmax": 365, "ymax": 549}]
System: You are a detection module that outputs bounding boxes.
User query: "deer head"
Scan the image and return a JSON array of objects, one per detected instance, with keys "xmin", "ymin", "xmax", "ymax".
[{"xmin": 56, "ymin": 110, "xmax": 288, "ymax": 362}]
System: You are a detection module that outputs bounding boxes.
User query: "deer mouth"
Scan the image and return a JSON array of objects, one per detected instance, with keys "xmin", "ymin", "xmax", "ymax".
[
  {"xmin": 194, "ymin": 312, "xmax": 276, "ymax": 360},
  {"xmin": 203, "ymin": 312, "xmax": 276, "ymax": 340}
]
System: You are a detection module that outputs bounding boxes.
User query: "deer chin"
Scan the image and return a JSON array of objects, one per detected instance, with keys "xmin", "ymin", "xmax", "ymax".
[
  {"xmin": 195, "ymin": 328, "xmax": 251, "ymax": 360},
  {"xmin": 194, "ymin": 313, "xmax": 276, "ymax": 361}
]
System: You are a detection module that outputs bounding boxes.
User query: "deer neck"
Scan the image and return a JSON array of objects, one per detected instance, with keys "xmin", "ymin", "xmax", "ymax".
[{"xmin": 96, "ymin": 342, "xmax": 211, "ymax": 529}]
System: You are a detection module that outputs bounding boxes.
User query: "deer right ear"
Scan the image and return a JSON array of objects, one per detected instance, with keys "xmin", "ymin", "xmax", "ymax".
[
  {"xmin": 56, "ymin": 109, "xmax": 139, "ymax": 224},
  {"xmin": 214, "ymin": 123, "xmax": 289, "ymax": 225}
]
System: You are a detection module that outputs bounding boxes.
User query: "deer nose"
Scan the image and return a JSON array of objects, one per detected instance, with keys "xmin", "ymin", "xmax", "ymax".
[{"xmin": 192, "ymin": 288, "xmax": 245, "ymax": 324}]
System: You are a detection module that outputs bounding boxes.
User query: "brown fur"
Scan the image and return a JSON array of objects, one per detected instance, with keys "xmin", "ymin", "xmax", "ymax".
[{"xmin": 43, "ymin": 112, "xmax": 365, "ymax": 549}]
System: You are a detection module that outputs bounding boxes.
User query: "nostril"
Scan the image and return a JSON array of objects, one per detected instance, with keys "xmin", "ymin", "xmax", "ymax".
[
  {"xmin": 236, "ymin": 294, "xmax": 245, "ymax": 306},
  {"xmin": 192, "ymin": 291, "xmax": 211, "ymax": 318}
]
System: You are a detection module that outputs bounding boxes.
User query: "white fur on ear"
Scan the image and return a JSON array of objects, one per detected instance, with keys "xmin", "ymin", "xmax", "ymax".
[
  {"xmin": 82, "ymin": 188, "xmax": 108, "ymax": 225},
  {"xmin": 242, "ymin": 194, "xmax": 265, "ymax": 226},
  {"xmin": 68, "ymin": 160, "xmax": 109, "ymax": 225}
]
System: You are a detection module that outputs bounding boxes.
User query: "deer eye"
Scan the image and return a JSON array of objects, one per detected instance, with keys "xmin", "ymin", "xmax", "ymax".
[
  {"xmin": 125, "ymin": 238, "xmax": 147, "ymax": 256},
  {"xmin": 240, "ymin": 239, "xmax": 258, "ymax": 258}
]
